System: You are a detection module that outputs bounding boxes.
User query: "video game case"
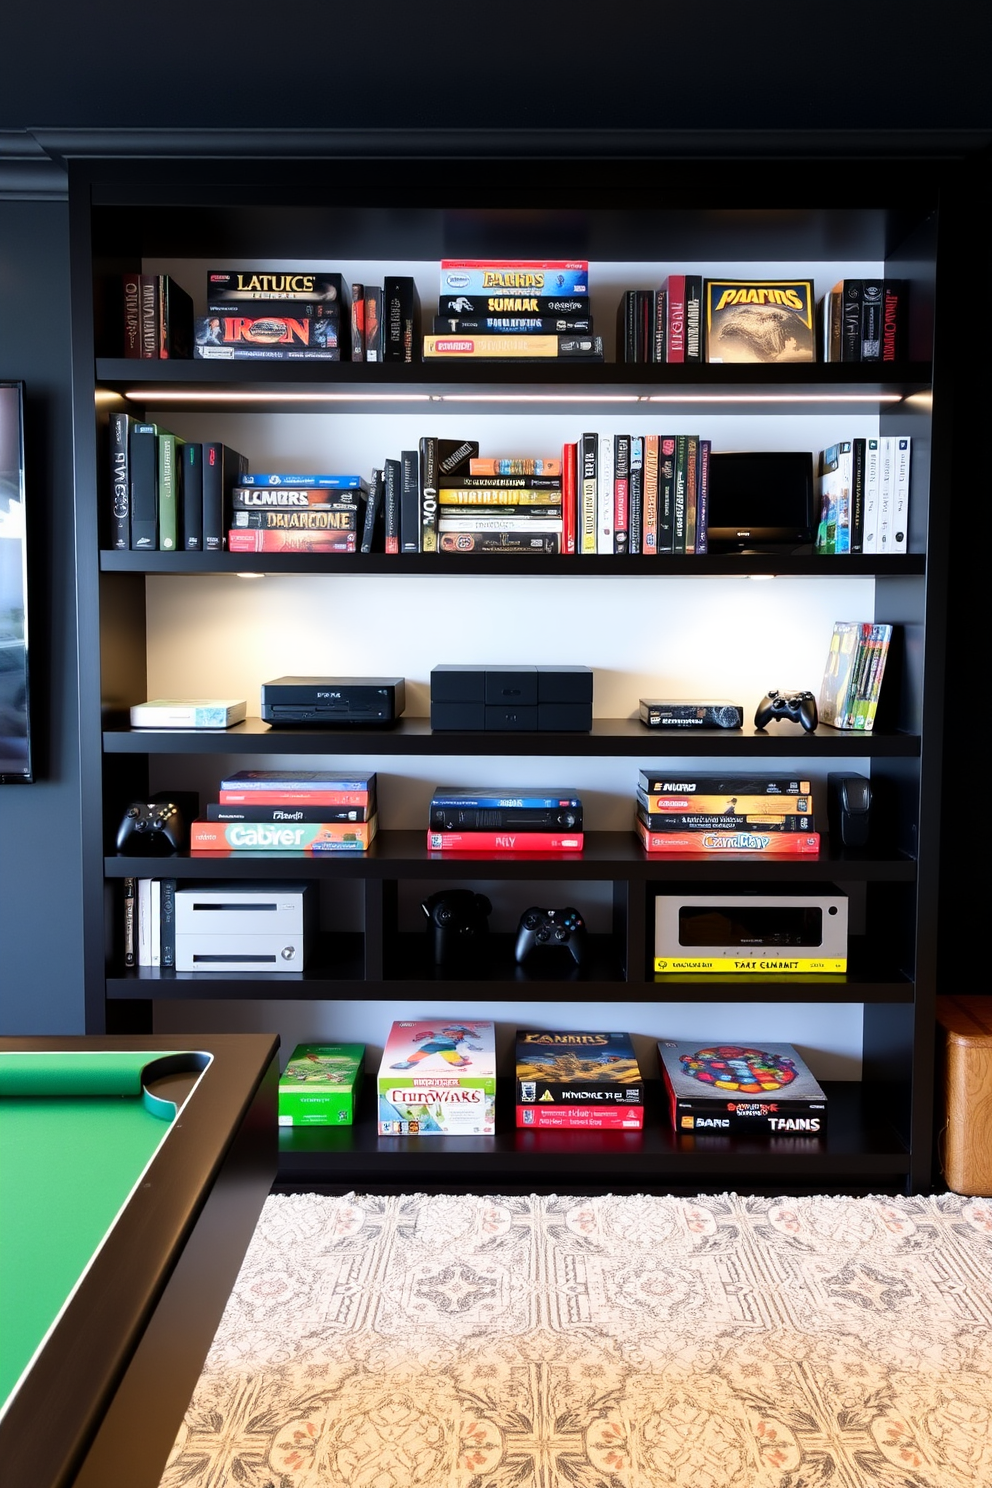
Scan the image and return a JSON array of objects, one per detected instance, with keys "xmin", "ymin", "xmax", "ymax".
[
  {"xmin": 439, "ymin": 260, "xmax": 588, "ymax": 296},
  {"xmin": 208, "ymin": 802, "xmax": 373, "ymax": 823},
  {"xmin": 361, "ymin": 467, "xmax": 385, "ymax": 553},
  {"xmin": 122, "ymin": 273, "xmax": 142, "ymax": 357},
  {"xmin": 430, "ymin": 788, "xmax": 582, "ymax": 809},
  {"xmin": 220, "ymin": 769, "xmax": 377, "ymax": 793},
  {"xmin": 658, "ymin": 1039, "xmax": 827, "ymax": 1135},
  {"xmin": 203, "ymin": 442, "xmax": 248, "ymax": 551},
  {"xmin": 190, "ymin": 816, "xmax": 378, "ymax": 852},
  {"xmin": 149, "ymin": 879, "xmax": 160, "ymax": 968},
  {"xmin": 638, "ymin": 789, "xmax": 812, "ymax": 813},
  {"xmin": 227, "ymin": 530, "xmax": 357, "ymax": 553},
  {"xmin": 238, "ymin": 473, "xmax": 368, "ymax": 489},
  {"xmin": 159, "ymin": 277, "xmax": 194, "ymax": 359},
  {"xmin": 427, "ymin": 829, "xmax": 584, "ymax": 851},
  {"xmin": 350, "ymin": 282, "xmax": 365, "ymax": 360},
  {"xmin": 383, "ymin": 457, "xmax": 401, "ymax": 553},
  {"xmin": 230, "ymin": 509, "xmax": 360, "ymax": 531},
  {"xmin": 128, "ymin": 422, "xmax": 160, "ymax": 549},
  {"xmin": 638, "ymin": 807, "xmax": 814, "ymax": 832},
  {"xmin": 157, "ymin": 430, "xmax": 184, "ymax": 552},
  {"xmin": 437, "ymin": 531, "xmax": 561, "ymax": 554},
  {"xmin": 438, "ymin": 294, "xmax": 588, "ymax": 316},
  {"xmin": 431, "ymin": 805, "xmax": 583, "ymax": 831},
  {"xmin": 364, "ymin": 286, "xmax": 382, "ymax": 361},
  {"xmin": 637, "ymin": 770, "xmax": 812, "ymax": 796},
  {"xmin": 206, "ymin": 270, "xmax": 351, "ymax": 306},
  {"xmin": 635, "ymin": 818, "xmax": 820, "ymax": 854},
  {"xmin": 159, "ymin": 877, "xmax": 176, "ymax": 968},
  {"xmin": 580, "ymin": 431, "xmax": 597, "ymax": 554},
  {"xmin": 107, "ymin": 410, "xmax": 137, "ymax": 549},
  {"xmin": 400, "ymin": 448, "xmax": 420, "ymax": 552},
  {"xmin": 231, "ymin": 489, "xmax": 365, "ymax": 512},
  {"xmin": 433, "ymin": 315, "xmax": 593, "ymax": 334},
  {"xmin": 562, "ymin": 440, "xmax": 577, "ymax": 555},
  {"xmin": 424, "ymin": 334, "xmax": 603, "ymax": 359},
  {"xmin": 183, "ymin": 442, "xmax": 203, "ymax": 551},
  {"xmin": 383, "ymin": 275, "xmax": 420, "ymax": 363},
  {"xmin": 515, "ymin": 1030, "xmax": 644, "ymax": 1129}
]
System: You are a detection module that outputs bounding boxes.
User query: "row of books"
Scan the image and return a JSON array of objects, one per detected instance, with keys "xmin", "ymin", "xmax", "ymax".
[
  {"xmin": 634, "ymin": 770, "xmax": 821, "ymax": 855},
  {"xmin": 278, "ymin": 1027, "xmax": 828, "ymax": 1139},
  {"xmin": 815, "ymin": 436, "xmax": 911, "ymax": 556},
  {"xmin": 123, "ymin": 876, "xmax": 175, "ymax": 968},
  {"xmin": 818, "ymin": 621, "xmax": 893, "ymax": 732},
  {"xmin": 820, "ymin": 280, "xmax": 908, "ymax": 363},
  {"xmin": 108, "ymin": 412, "xmax": 247, "ymax": 550}
]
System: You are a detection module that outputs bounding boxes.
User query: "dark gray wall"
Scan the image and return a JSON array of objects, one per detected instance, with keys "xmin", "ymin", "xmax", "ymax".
[{"xmin": 0, "ymin": 199, "xmax": 86, "ymax": 1031}]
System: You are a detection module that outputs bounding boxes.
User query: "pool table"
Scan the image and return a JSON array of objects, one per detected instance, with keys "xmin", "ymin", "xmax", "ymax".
[{"xmin": 0, "ymin": 1032, "xmax": 279, "ymax": 1488}]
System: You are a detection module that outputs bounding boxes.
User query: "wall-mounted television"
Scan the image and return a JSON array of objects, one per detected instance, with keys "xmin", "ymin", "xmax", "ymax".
[{"xmin": 0, "ymin": 381, "xmax": 32, "ymax": 782}]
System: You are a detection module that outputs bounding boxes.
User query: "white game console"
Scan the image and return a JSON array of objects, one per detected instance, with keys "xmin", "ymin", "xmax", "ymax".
[{"xmin": 175, "ymin": 882, "xmax": 315, "ymax": 972}]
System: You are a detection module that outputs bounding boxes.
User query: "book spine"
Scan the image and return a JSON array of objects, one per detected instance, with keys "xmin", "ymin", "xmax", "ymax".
[
  {"xmin": 850, "ymin": 438, "xmax": 866, "ymax": 554},
  {"xmin": 137, "ymin": 878, "xmax": 151, "ymax": 966},
  {"xmin": 361, "ymin": 467, "xmax": 384, "ymax": 553},
  {"xmin": 580, "ymin": 432, "xmax": 597, "ymax": 554},
  {"xmin": 231, "ymin": 509, "xmax": 360, "ymax": 530},
  {"xmin": 684, "ymin": 434, "xmax": 699, "ymax": 553},
  {"xmin": 159, "ymin": 878, "xmax": 176, "ymax": 969},
  {"xmin": 652, "ymin": 287, "xmax": 666, "ymax": 362},
  {"xmin": 877, "ymin": 436, "xmax": 895, "ymax": 553},
  {"xmin": 820, "ymin": 282, "xmax": 843, "ymax": 362},
  {"xmin": 859, "ymin": 623, "xmax": 893, "ymax": 730},
  {"xmin": 881, "ymin": 279, "xmax": 908, "ymax": 362},
  {"xmin": 160, "ymin": 277, "xmax": 193, "ymax": 359},
  {"xmin": 437, "ymin": 315, "xmax": 594, "ymax": 334},
  {"xmin": 183, "ymin": 442, "xmax": 203, "ymax": 551},
  {"xmin": 108, "ymin": 410, "xmax": 131, "ymax": 549},
  {"xmin": 628, "ymin": 435, "xmax": 643, "ymax": 554},
  {"xmin": 596, "ymin": 432, "xmax": 613, "ymax": 554},
  {"xmin": 673, "ymin": 435, "xmax": 688, "ymax": 553},
  {"xmin": 642, "ymin": 433, "xmax": 659, "ymax": 554},
  {"xmin": 123, "ymin": 876, "xmax": 137, "ymax": 968},
  {"xmin": 617, "ymin": 289, "xmax": 637, "ymax": 363},
  {"xmin": 438, "ymin": 515, "xmax": 562, "ymax": 532},
  {"xmin": 209, "ymin": 803, "xmax": 373, "ymax": 823},
  {"xmin": 562, "ymin": 440, "xmax": 577, "ymax": 555},
  {"xmin": 639, "ymin": 810, "xmax": 815, "ymax": 832},
  {"xmin": 384, "ymin": 276, "xmax": 420, "ymax": 363},
  {"xmin": 635, "ymin": 819, "xmax": 821, "ymax": 854},
  {"xmin": 841, "ymin": 280, "xmax": 862, "ymax": 362},
  {"xmin": 612, "ymin": 433, "xmax": 630, "ymax": 554},
  {"xmin": 419, "ymin": 436, "xmax": 439, "ymax": 553},
  {"xmin": 665, "ymin": 275, "xmax": 686, "ymax": 362},
  {"xmin": 128, "ymin": 423, "xmax": 159, "ymax": 549},
  {"xmin": 657, "ymin": 437, "xmax": 676, "ymax": 553},
  {"xmin": 423, "ymin": 334, "xmax": 602, "ymax": 359},
  {"xmin": 815, "ymin": 444, "xmax": 840, "ymax": 555},
  {"xmin": 684, "ymin": 274, "xmax": 703, "ymax": 363},
  {"xmin": 860, "ymin": 281, "xmax": 884, "ymax": 361},
  {"xmin": 191, "ymin": 819, "xmax": 377, "ymax": 851},
  {"xmin": 636, "ymin": 289, "xmax": 653, "ymax": 362},
  {"xmin": 350, "ymin": 282, "xmax": 365, "ymax": 361},
  {"xmin": 122, "ymin": 273, "xmax": 142, "ymax": 357},
  {"xmin": 383, "ymin": 457, "xmax": 401, "ymax": 553},
  {"xmin": 695, "ymin": 438, "xmax": 710, "ymax": 554},
  {"xmin": 218, "ymin": 789, "xmax": 373, "ymax": 805},
  {"xmin": 139, "ymin": 274, "xmax": 159, "ymax": 358},
  {"xmin": 426, "ymin": 830, "xmax": 584, "ymax": 851},
  {"xmin": 157, "ymin": 431, "xmax": 181, "ymax": 552},
  {"xmin": 437, "ymin": 530, "xmax": 561, "ymax": 553},
  {"xmin": 861, "ymin": 437, "xmax": 880, "ymax": 553},
  {"xmin": 400, "ymin": 448, "xmax": 420, "ymax": 552},
  {"xmin": 227, "ymin": 530, "xmax": 357, "ymax": 552},
  {"xmin": 834, "ymin": 440, "xmax": 853, "ymax": 555},
  {"xmin": 202, "ymin": 442, "xmax": 225, "ymax": 551},
  {"xmin": 891, "ymin": 437, "xmax": 911, "ymax": 552},
  {"xmin": 639, "ymin": 791, "xmax": 812, "ymax": 813},
  {"xmin": 150, "ymin": 879, "xmax": 161, "ymax": 967}
]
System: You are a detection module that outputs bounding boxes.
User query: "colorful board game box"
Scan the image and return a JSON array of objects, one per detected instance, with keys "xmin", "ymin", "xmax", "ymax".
[
  {"xmin": 278, "ymin": 1043, "xmax": 365, "ymax": 1126},
  {"xmin": 515, "ymin": 1029, "xmax": 645, "ymax": 1129},
  {"xmin": 658, "ymin": 1039, "xmax": 827, "ymax": 1135},
  {"xmin": 377, "ymin": 1019, "xmax": 496, "ymax": 1135}
]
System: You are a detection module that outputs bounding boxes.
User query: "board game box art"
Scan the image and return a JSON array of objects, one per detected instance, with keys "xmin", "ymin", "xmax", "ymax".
[
  {"xmin": 658, "ymin": 1039, "xmax": 827, "ymax": 1135},
  {"xmin": 704, "ymin": 280, "xmax": 815, "ymax": 363},
  {"xmin": 278, "ymin": 1043, "xmax": 365, "ymax": 1126},
  {"xmin": 377, "ymin": 1019, "xmax": 496, "ymax": 1136},
  {"xmin": 515, "ymin": 1029, "xmax": 644, "ymax": 1129}
]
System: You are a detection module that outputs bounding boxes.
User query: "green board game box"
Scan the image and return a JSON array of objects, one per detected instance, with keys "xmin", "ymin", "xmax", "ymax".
[{"xmin": 278, "ymin": 1043, "xmax": 365, "ymax": 1126}]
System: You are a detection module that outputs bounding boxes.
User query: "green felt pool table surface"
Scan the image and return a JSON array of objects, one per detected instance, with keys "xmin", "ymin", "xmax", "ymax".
[{"xmin": 0, "ymin": 1034, "xmax": 279, "ymax": 1488}]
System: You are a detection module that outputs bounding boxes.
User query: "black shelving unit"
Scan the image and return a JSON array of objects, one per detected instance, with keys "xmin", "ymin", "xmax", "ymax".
[{"xmin": 66, "ymin": 142, "xmax": 970, "ymax": 1194}]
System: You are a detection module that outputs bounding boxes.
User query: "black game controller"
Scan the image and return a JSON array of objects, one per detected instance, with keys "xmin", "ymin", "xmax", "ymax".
[
  {"xmin": 515, "ymin": 906, "xmax": 588, "ymax": 966},
  {"xmin": 422, "ymin": 889, "xmax": 493, "ymax": 964},
  {"xmin": 116, "ymin": 800, "xmax": 186, "ymax": 854},
  {"xmin": 754, "ymin": 689, "xmax": 819, "ymax": 732}
]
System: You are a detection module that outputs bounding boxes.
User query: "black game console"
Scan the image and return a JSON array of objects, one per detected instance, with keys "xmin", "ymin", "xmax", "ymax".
[
  {"xmin": 422, "ymin": 889, "xmax": 493, "ymax": 965},
  {"xmin": 430, "ymin": 665, "xmax": 593, "ymax": 732},
  {"xmin": 514, "ymin": 906, "xmax": 588, "ymax": 966},
  {"xmin": 261, "ymin": 676, "xmax": 406, "ymax": 727},
  {"xmin": 754, "ymin": 689, "xmax": 819, "ymax": 732}
]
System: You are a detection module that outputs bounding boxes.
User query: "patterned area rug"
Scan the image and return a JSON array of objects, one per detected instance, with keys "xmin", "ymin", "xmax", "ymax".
[{"xmin": 160, "ymin": 1191, "xmax": 992, "ymax": 1488}]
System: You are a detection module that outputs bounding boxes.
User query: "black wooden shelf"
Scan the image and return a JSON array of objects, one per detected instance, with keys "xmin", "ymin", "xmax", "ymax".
[
  {"xmin": 102, "ymin": 717, "xmax": 922, "ymax": 758},
  {"xmin": 275, "ymin": 1080, "xmax": 910, "ymax": 1185},
  {"xmin": 104, "ymin": 831, "xmax": 918, "ymax": 881}
]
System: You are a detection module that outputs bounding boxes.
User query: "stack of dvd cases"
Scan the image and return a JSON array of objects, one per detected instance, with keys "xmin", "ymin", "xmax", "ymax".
[
  {"xmin": 427, "ymin": 786, "xmax": 583, "ymax": 852},
  {"xmin": 425, "ymin": 261, "xmax": 601, "ymax": 362}
]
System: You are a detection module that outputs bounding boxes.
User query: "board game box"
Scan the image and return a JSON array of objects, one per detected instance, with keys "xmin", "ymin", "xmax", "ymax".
[
  {"xmin": 278, "ymin": 1043, "xmax": 365, "ymax": 1126},
  {"xmin": 704, "ymin": 280, "xmax": 815, "ymax": 363},
  {"xmin": 515, "ymin": 1029, "xmax": 644, "ymax": 1129},
  {"xmin": 658, "ymin": 1039, "xmax": 827, "ymax": 1135},
  {"xmin": 377, "ymin": 1019, "xmax": 496, "ymax": 1135}
]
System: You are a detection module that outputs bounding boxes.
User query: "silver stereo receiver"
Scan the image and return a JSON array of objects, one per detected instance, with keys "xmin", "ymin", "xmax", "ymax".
[
  {"xmin": 654, "ymin": 885, "xmax": 848, "ymax": 973},
  {"xmin": 175, "ymin": 882, "xmax": 315, "ymax": 972}
]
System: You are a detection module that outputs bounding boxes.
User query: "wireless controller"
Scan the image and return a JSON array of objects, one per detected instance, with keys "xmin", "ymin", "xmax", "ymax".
[
  {"xmin": 514, "ymin": 906, "xmax": 588, "ymax": 966},
  {"xmin": 754, "ymin": 689, "xmax": 819, "ymax": 732},
  {"xmin": 116, "ymin": 800, "xmax": 186, "ymax": 854},
  {"xmin": 422, "ymin": 889, "xmax": 493, "ymax": 964}
]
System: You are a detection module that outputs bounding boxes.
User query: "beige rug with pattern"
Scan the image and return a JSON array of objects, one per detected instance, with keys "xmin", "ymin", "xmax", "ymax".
[{"xmin": 160, "ymin": 1191, "xmax": 992, "ymax": 1487}]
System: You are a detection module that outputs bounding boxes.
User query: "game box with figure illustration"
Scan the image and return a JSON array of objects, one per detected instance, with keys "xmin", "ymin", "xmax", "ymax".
[
  {"xmin": 515, "ymin": 1029, "xmax": 644, "ymax": 1130},
  {"xmin": 377, "ymin": 1019, "xmax": 496, "ymax": 1136}
]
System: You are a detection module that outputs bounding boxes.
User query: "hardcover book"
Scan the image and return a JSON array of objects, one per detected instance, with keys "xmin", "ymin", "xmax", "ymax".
[
  {"xmin": 658, "ymin": 1039, "xmax": 828, "ymax": 1136},
  {"xmin": 377, "ymin": 1019, "xmax": 496, "ymax": 1136},
  {"xmin": 278, "ymin": 1044, "xmax": 365, "ymax": 1127},
  {"xmin": 515, "ymin": 1030, "xmax": 644, "ymax": 1130},
  {"xmin": 704, "ymin": 280, "xmax": 815, "ymax": 363}
]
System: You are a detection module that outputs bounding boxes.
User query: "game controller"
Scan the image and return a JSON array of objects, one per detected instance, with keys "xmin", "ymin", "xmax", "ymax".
[
  {"xmin": 116, "ymin": 800, "xmax": 186, "ymax": 854},
  {"xmin": 514, "ymin": 906, "xmax": 588, "ymax": 966},
  {"xmin": 754, "ymin": 689, "xmax": 819, "ymax": 732},
  {"xmin": 422, "ymin": 889, "xmax": 493, "ymax": 964}
]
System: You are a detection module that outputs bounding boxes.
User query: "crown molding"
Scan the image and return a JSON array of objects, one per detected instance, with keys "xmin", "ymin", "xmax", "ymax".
[{"xmin": 0, "ymin": 132, "xmax": 67, "ymax": 199}]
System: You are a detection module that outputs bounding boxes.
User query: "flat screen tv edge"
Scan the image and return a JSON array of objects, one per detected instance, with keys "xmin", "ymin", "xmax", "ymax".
[{"xmin": 0, "ymin": 381, "xmax": 33, "ymax": 782}]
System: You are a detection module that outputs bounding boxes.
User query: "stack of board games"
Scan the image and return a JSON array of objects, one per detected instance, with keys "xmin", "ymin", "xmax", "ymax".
[
  {"xmin": 227, "ymin": 471, "xmax": 369, "ymax": 554},
  {"xmin": 635, "ymin": 770, "xmax": 819, "ymax": 855},
  {"xmin": 437, "ymin": 454, "xmax": 567, "ymax": 555},
  {"xmin": 515, "ymin": 1030, "xmax": 644, "ymax": 1129},
  {"xmin": 425, "ymin": 261, "xmax": 602, "ymax": 361},
  {"xmin": 704, "ymin": 279, "xmax": 815, "ymax": 364},
  {"xmin": 195, "ymin": 270, "xmax": 351, "ymax": 361},
  {"xmin": 190, "ymin": 769, "xmax": 378, "ymax": 853},
  {"xmin": 658, "ymin": 1039, "xmax": 827, "ymax": 1136},
  {"xmin": 377, "ymin": 1019, "xmax": 496, "ymax": 1135},
  {"xmin": 278, "ymin": 1043, "xmax": 365, "ymax": 1126},
  {"xmin": 427, "ymin": 786, "xmax": 584, "ymax": 852}
]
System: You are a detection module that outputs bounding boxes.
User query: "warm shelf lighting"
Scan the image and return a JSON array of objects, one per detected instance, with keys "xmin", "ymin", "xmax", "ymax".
[
  {"xmin": 122, "ymin": 391, "xmax": 434, "ymax": 403},
  {"xmin": 235, "ymin": 572, "xmax": 266, "ymax": 579},
  {"xmin": 646, "ymin": 394, "xmax": 903, "ymax": 405}
]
